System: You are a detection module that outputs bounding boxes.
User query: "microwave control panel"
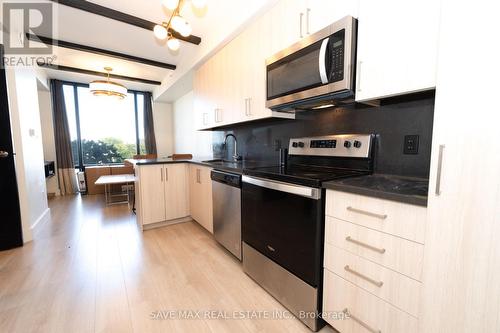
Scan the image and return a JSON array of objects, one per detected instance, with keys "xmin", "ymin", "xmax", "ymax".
[{"xmin": 329, "ymin": 29, "xmax": 345, "ymax": 82}]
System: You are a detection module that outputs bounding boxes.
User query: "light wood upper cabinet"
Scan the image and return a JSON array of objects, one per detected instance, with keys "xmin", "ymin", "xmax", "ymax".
[
  {"xmin": 136, "ymin": 163, "xmax": 190, "ymax": 227},
  {"xmin": 306, "ymin": 0, "xmax": 359, "ymax": 35},
  {"xmin": 189, "ymin": 164, "xmax": 213, "ymax": 233},
  {"xmin": 355, "ymin": 0, "xmax": 440, "ymax": 102}
]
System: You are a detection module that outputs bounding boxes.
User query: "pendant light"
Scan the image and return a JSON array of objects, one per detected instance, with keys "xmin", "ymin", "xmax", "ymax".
[
  {"xmin": 89, "ymin": 67, "xmax": 127, "ymax": 99},
  {"xmin": 154, "ymin": 0, "xmax": 206, "ymax": 51}
]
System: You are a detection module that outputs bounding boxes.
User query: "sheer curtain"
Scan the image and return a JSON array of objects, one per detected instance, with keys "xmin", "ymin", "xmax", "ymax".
[
  {"xmin": 50, "ymin": 80, "xmax": 78, "ymax": 195},
  {"xmin": 143, "ymin": 92, "xmax": 157, "ymax": 155}
]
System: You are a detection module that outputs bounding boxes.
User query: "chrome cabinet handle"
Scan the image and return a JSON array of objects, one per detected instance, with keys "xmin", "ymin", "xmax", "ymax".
[
  {"xmin": 299, "ymin": 12, "xmax": 304, "ymax": 38},
  {"xmin": 246, "ymin": 98, "xmax": 252, "ymax": 116},
  {"xmin": 202, "ymin": 112, "xmax": 208, "ymax": 125},
  {"xmin": 343, "ymin": 309, "xmax": 381, "ymax": 333},
  {"xmin": 306, "ymin": 8, "xmax": 310, "ymax": 35},
  {"xmin": 214, "ymin": 109, "xmax": 218, "ymax": 123},
  {"xmin": 215, "ymin": 108, "xmax": 222, "ymax": 123},
  {"xmin": 0, "ymin": 151, "xmax": 9, "ymax": 158},
  {"xmin": 160, "ymin": 168, "xmax": 163, "ymax": 182},
  {"xmin": 345, "ymin": 236, "xmax": 386, "ymax": 254},
  {"xmin": 165, "ymin": 168, "xmax": 168, "ymax": 181},
  {"xmin": 357, "ymin": 60, "xmax": 363, "ymax": 92},
  {"xmin": 435, "ymin": 144, "xmax": 445, "ymax": 195},
  {"xmin": 347, "ymin": 206, "xmax": 387, "ymax": 220},
  {"xmin": 344, "ymin": 265, "xmax": 384, "ymax": 287},
  {"xmin": 196, "ymin": 169, "xmax": 201, "ymax": 183}
]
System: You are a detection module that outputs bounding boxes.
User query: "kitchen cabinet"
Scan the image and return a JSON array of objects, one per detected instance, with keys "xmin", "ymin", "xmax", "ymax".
[
  {"xmin": 136, "ymin": 163, "xmax": 189, "ymax": 227},
  {"xmin": 418, "ymin": 2, "xmax": 500, "ymax": 332},
  {"xmin": 355, "ymin": 0, "xmax": 440, "ymax": 102},
  {"xmin": 323, "ymin": 190, "xmax": 427, "ymax": 332},
  {"xmin": 193, "ymin": 0, "xmax": 359, "ymax": 130},
  {"xmin": 164, "ymin": 164, "xmax": 190, "ymax": 221},
  {"xmin": 189, "ymin": 164, "xmax": 213, "ymax": 233},
  {"xmin": 268, "ymin": 0, "xmax": 359, "ymax": 54},
  {"xmin": 136, "ymin": 164, "xmax": 166, "ymax": 225}
]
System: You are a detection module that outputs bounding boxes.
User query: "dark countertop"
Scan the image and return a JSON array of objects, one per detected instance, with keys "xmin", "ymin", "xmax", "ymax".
[
  {"xmin": 126, "ymin": 158, "xmax": 276, "ymax": 175},
  {"xmin": 323, "ymin": 174, "xmax": 429, "ymax": 207}
]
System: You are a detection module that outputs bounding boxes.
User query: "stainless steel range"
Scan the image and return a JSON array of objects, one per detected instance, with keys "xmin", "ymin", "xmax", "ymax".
[{"xmin": 241, "ymin": 134, "xmax": 375, "ymax": 331}]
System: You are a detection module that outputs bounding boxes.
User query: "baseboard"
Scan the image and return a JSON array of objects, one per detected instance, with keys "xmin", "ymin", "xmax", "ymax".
[
  {"xmin": 31, "ymin": 208, "xmax": 51, "ymax": 232},
  {"xmin": 142, "ymin": 216, "xmax": 193, "ymax": 230}
]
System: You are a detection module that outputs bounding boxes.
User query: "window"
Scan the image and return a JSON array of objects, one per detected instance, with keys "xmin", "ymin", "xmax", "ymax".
[{"xmin": 62, "ymin": 82, "xmax": 147, "ymax": 168}]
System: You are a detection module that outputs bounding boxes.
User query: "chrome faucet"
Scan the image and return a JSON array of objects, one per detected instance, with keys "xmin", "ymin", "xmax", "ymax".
[{"xmin": 224, "ymin": 134, "xmax": 242, "ymax": 161}]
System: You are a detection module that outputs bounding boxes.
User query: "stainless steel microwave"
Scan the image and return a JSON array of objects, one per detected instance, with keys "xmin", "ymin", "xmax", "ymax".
[{"xmin": 266, "ymin": 16, "xmax": 357, "ymax": 111}]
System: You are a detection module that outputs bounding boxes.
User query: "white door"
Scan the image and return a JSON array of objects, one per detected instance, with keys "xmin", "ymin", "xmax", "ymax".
[
  {"xmin": 139, "ymin": 165, "xmax": 165, "ymax": 225},
  {"xmin": 164, "ymin": 164, "xmax": 190, "ymax": 221},
  {"xmin": 419, "ymin": 1, "xmax": 500, "ymax": 332},
  {"xmin": 355, "ymin": 0, "xmax": 439, "ymax": 102}
]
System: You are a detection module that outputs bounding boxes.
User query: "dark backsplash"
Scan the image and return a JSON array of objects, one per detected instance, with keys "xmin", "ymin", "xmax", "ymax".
[{"xmin": 213, "ymin": 92, "xmax": 435, "ymax": 179}]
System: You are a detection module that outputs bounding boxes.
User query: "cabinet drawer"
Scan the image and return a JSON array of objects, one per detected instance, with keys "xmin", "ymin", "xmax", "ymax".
[
  {"xmin": 323, "ymin": 270, "xmax": 418, "ymax": 333},
  {"xmin": 326, "ymin": 190, "xmax": 427, "ymax": 243},
  {"xmin": 324, "ymin": 244, "xmax": 421, "ymax": 317},
  {"xmin": 325, "ymin": 217, "xmax": 424, "ymax": 280}
]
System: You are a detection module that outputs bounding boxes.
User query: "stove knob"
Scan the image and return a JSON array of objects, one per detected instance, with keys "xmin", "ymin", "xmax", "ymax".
[
  {"xmin": 353, "ymin": 140, "xmax": 362, "ymax": 148},
  {"xmin": 292, "ymin": 142, "xmax": 298, "ymax": 148},
  {"xmin": 298, "ymin": 142, "xmax": 305, "ymax": 148},
  {"xmin": 344, "ymin": 140, "xmax": 352, "ymax": 148}
]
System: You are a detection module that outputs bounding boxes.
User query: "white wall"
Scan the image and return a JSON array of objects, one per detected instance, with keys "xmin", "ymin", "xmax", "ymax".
[
  {"xmin": 6, "ymin": 68, "xmax": 50, "ymax": 242},
  {"xmin": 38, "ymin": 86, "xmax": 60, "ymax": 196},
  {"xmin": 152, "ymin": 101, "xmax": 174, "ymax": 158},
  {"xmin": 173, "ymin": 91, "xmax": 213, "ymax": 158}
]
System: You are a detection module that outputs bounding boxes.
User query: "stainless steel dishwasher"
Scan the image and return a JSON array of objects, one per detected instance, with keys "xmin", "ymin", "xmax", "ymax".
[{"xmin": 211, "ymin": 169, "xmax": 242, "ymax": 260}]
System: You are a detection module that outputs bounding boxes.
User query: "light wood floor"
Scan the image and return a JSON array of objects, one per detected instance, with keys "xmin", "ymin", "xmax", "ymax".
[{"xmin": 0, "ymin": 195, "xmax": 334, "ymax": 333}]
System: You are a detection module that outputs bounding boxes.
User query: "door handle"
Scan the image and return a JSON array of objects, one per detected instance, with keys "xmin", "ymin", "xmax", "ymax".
[
  {"xmin": 319, "ymin": 38, "xmax": 330, "ymax": 84},
  {"xmin": 306, "ymin": 8, "xmax": 310, "ymax": 35},
  {"xmin": 246, "ymin": 98, "xmax": 252, "ymax": 116},
  {"xmin": 357, "ymin": 61, "xmax": 363, "ymax": 92},
  {"xmin": 0, "ymin": 151, "xmax": 9, "ymax": 158},
  {"xmin": 345, "ymin": 236, "xmax": 386, "ymax": 254},
  {"xmin": 435, "ymin": 144, "xmax": 445, "ymax": 195},
  {"xmin": 165, "ymin": 168, "xmax": 168, "ymax": 181},
  {"xmin": 299, "ymin": 12, "xmax": 304, "ymax": 38}
]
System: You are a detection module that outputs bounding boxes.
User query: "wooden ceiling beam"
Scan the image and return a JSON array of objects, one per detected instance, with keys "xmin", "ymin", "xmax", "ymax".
[
  {"xmin": 49, "ymin": 0, "xmax": 202, "ymax": 45},
  {"xmin": 38, "ymin": 63, "xmax": 162, "ymax": 86},
  {"xmin": 27, "ymin": 33, "xmax": 176, "ymax": 70}
]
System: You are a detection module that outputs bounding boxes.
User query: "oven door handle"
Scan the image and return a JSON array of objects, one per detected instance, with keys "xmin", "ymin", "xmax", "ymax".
[
  {"xmin": 242, "ymin": 175, "xmax": 321, "ymax": 200},
  {"xmin": 319, "ymin": 37, "xmax": 330, "ymax": 84}
]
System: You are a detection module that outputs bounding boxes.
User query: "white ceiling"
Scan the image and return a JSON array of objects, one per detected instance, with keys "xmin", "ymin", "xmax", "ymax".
[{"xmin": 32, "ymin": 0, "xmax": 278, "ymax": 101}]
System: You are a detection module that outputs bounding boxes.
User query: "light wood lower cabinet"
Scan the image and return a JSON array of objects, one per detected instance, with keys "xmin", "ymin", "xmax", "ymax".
[
  {"xmin": 323, "ymin": 270, "xmax": 418, "ymax": 333},
  {"xmin": 189, "ymin": 164, "xmax": 213, "ymax": 233},
  {"xmin": 324, "ymin": 244, "xmax": 421, "ymax": 317},
  {"xmin": 326, "ymin": 189, "xmax": 427, "ymax": 243},
  {"xmin": 324, "ymin": 190, "xmax": 428, "ymax": 332},
  {"xmin": 136, "ymin": 163, "xmax": 190, "ymax": 227},
  {"xmin": 325, "ymin": 216, "xmax": 424, "ymax": 281}
]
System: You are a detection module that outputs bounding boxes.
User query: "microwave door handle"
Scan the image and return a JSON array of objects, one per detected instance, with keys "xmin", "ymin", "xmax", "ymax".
[{"xmin": 319, "ymin": 37, "xmax": 330, "ymax": 84}]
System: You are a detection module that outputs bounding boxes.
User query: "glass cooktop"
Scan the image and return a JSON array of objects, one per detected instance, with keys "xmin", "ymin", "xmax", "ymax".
[{"xmin": 243, "ymin": 164, "xmax": 369, "ymax": 188}]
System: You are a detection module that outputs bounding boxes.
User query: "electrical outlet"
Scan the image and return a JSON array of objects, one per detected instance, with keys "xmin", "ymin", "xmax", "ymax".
[{"xmin": 404, "ymin": 135, "xmax": 419, "ymax": 154}]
